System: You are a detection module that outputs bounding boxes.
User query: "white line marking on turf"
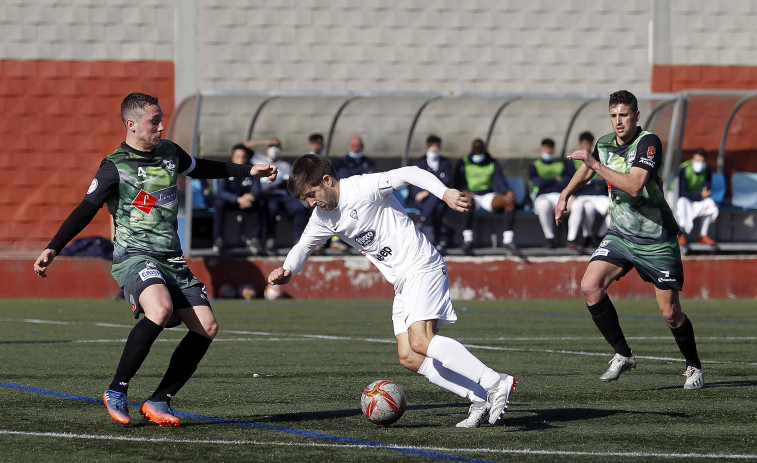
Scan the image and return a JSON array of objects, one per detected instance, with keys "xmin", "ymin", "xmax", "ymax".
[
  {"xmin": 1, "ymin": 430, "xmax": 755, "ymax": 460},
  {"xmin": 4, "ymin": 318, "xmax": 755, "ymax": 365}
]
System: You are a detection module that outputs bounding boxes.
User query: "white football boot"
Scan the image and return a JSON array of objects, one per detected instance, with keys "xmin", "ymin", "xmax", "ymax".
[
  {"xmin": 455, "ymin": 402, "xmax": 490, "ymax": 428},
  {"xmin": 599, "ymin": 353, "xmax": 637, "ymax": 382},
  {"xmin": 486, "ymin": 374, "xmax": 517, "ymax": 425},
  {"xmin": 683, "ymin": 366, "xmax": 704, "ymax": 389}
]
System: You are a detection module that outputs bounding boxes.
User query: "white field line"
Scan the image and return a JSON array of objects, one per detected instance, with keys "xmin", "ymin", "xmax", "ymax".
[
  {"xmin": 3, "ymin": 318, "xmax": 756, "ymax": 365},
  {"xmin": 1, "ymin": 430, "xmax": 755, "ymax": 460}
]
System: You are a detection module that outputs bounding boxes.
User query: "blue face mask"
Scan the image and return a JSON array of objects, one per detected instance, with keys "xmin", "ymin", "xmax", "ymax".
[
  {"xmin": 348, "ymin": 151, "xmax": 364, "ymax": 159},
  {"xmin": 471, "ymin": 154, "xmax": 486, "ymax": 163}
]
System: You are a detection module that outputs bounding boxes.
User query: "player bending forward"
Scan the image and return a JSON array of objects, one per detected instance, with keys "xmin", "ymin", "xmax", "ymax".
[{"xmin": 268, "ymin": 154, "xmax": 516, "ymax": 428}]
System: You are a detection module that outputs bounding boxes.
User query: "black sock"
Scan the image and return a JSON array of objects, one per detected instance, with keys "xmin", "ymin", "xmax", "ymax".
[
  {"xmin": 670, "ymin": 314, "xmax": 702, "ymax": 369},
  {"xmin": 587, "ymin": 296, "xmax": 632, "ymax": 357},
  {"xmin": 150, "ymin": 331, "xmax": 213, "ymax": 403},
  {"xmin": 503, "ymin": 210, "xmax": 515, "ymax": 232},
  {"xmin": 109, "ymin": 317, "xmax": 163, "ymax": 393}
]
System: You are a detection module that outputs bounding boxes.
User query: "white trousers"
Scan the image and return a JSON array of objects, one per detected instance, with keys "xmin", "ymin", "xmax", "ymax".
[
  {"xmin": 567, "ymin": 195, "xmax": 610, "ymax": 242},
  {"xmin": 676, "ymin": 197, "xmax": 719, "ymax": 236}
]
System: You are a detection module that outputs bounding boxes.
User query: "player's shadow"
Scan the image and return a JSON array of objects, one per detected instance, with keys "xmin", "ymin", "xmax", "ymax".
[
  {"xmin": 233, "ymin": 403, "xmax": 456, "ymax": 425},
  {"xmin": 651, "ymin": 379, "xmax": 757, "ymax": 391},
  {"xmin": 497, "ymin": 406, "xmax": 688, "ymax": 431}
]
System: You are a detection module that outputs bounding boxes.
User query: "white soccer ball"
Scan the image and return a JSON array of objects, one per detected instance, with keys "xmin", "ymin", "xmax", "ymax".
[
  {"xmin": 361, "ymin": 380, "xmax": 406, "ymax": 425},
  {"xmin": 263, "ymin": 284, "xmax": 283, "ymax": 301}
]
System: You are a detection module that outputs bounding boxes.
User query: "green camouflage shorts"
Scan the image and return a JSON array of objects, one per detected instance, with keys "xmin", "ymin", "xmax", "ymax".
[{"xmin": 590, "ymin": 234, "xmax": 684, "ymax": 291}]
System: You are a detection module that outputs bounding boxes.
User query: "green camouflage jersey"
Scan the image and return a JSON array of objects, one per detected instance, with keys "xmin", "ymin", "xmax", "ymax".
[
  {"xmin": 594, "ymin": 127, "xmax": 679, "ymax": 244},
  {"xmin": 105, "ymin": 140, "xmax": 185, "ymax": 262}
]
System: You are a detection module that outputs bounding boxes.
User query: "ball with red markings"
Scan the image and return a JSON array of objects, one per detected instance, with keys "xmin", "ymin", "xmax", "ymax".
[{"xmin": 360, "ymin": 380, "xmax": 406, "ymax": 425}]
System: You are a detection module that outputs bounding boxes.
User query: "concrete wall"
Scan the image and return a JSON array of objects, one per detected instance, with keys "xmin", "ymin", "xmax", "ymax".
[{"xmin": 2, "ymin": 0, "xmax": 757, "ymax": 250}]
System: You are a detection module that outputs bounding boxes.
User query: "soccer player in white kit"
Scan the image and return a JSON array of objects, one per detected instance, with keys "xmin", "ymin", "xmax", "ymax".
[{"xmin": 268, "ymin": 154, "xmax": 517, "ymax": 428}]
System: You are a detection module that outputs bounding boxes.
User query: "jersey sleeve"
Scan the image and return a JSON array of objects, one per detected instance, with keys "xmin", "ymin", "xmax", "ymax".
[
  {"xmin": 631, "ymin": 134, "xmax": 663, "ymax": 173},
  {"xmin": 282, "ymin": 214, "xmax": 334, "ymax": 275},
  {"xmin": 382, "ymin": 167, "xmax": 447, "ymax": 199},
  {"xmin": 46, "ymin": 160, "xmax": 119, "ymax": 253}
]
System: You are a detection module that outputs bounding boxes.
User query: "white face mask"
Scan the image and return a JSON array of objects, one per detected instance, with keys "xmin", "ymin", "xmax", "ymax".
[
  {"xmin": 692, "ymin": 160, "xmax": 706, "ymax": 173},
  {"xmin": 348, "ymin": 151, "xmax": 364, "ymax": 159},
  {"xmin": 541, "ymin": 152, "xmax": 554, "ymax": 162},
  {"xmin": 267, "ymin": 146, "xmax": 281, "ymax": 161},
  {"xmin": 426, "ymin": 150, "xmax": 440, "ymax": 160},
  {"xmin": 471, "ymin": 154, "xmax": 486, "ymax": 163}
]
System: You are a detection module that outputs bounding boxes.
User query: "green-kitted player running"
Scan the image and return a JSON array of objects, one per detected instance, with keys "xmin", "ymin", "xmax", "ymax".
[
  {"xmin": 555, "ymin": 90, "xmax": 703, "ymax": 389},
  {"xmin": 34, "ymin": 93, "xmax": 278, "ymax": 426}
]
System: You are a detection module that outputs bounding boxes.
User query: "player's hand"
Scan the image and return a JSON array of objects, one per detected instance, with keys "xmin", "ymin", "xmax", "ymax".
[
  {"xmin": 567, "ymin": 149, "xmax": 598, "ymax": 171},
  {"xmin": 251, "ymin": 163, "xmax": 278, "ymax": 184},
  {"xmin": 33, "ymin": 248, "xmax": 57, "ymax": 278},
  {"xmin": 268, "ymin": 267, "xmax": 292, "ymax": 286},
  {"xmin": 701, "ymin": 186, "xmax": 712, "ymax": 199},
  {"xmin": 555, "ymin": 194, "xmax": 569, "ymax": 226},
  {"xmin": 443, "ymin": 189, "xmax": 471, "ymax": 213}
]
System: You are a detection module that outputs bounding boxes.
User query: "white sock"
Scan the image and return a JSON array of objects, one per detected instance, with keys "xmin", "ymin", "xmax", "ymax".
[
  {"xmin": 418, "ymin": 357, "xmax": 487, "ymax": 403},
  {"xmin": 426, "ymin": 335, "xmax": 501, "ymax": 391},
  {"xmin": 502, "ymin": 230, "xmax": 514, "ymax": 244},
  {"xmin": 462, "ymin": 229, "xmax": 474, "ymax": 243}
]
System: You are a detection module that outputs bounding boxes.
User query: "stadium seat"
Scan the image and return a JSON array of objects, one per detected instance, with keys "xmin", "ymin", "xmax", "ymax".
[
  {"xmin": 731, "ymin": 172, "xmax": 757, "ymax": 209},
  {"xmin": 506, "ymin": 176, "xmax": 528, "ymax": 208},
  {"xmin": 710, "ymin": 172, "xmax": 726, "ymax": 205}
]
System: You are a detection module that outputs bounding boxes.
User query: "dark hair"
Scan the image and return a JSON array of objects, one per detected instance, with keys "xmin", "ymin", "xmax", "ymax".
[
  {"xmin": 609, "ymin": 90, "xmax": 638, "ymax": 113},
  {"xmin": 578, "ymin": 131, "xmax": 594, "ymax": 144},
  {"xmin": 692, "ymin": 148, "xmax": 708, "ymax": 158},
  {"xmin": 231, "ymin": 143, "xmax": 253, "ymax": 160},
  {"xmin": 426, "ymin": 134, "xmax": 442, "ymax": 146},
  {"xmin": 541, "ymin": 138, "xmax": 555, "ymax": 148},
  {"xmin": 288, "ymin": 154, "xmax": 339, "ymax": 196},
  {"xmin": 471, "ymin": 138, "xmax": 486, "ymax": 154},
  {"xmin": 121, "ymin": 92, "xmax": 159, "ymax": 125},
  {"xmin": 309, "ymin": 133, "xmax": 324, "ymax": 143}
]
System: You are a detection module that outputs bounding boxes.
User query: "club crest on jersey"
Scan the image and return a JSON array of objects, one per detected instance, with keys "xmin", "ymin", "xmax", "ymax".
[
  {"xmin": 647, "ymin": 147, "xmax": 656, "ymax": 157},
  {"xmin": 350, "ymin": 209, "xmax": 358, "ymax": 220},
  {"xmin": 354, "ymin": 230, "xmax": 376, "ymax": 247},
  {"xmin": 163, "ymin": 159, "xmax": 176, "ymax": 173}
]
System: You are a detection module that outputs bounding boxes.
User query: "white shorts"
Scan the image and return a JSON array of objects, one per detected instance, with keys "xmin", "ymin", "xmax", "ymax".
[
  {"xmin": 391, "ymin": 266, "xmax": 458, "ymax": 336},
  {"xmin": 473, "ymin": 192, "xmax": 497, "ymax": 212}
]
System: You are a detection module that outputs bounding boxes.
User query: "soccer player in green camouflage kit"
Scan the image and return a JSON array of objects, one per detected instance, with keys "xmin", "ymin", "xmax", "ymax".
[
  {"xmin": 555, "ymin": 90, "xmax": 703, "ymax": 389},
  {"xmin": 33, "ymin": 93, "xmax": 278, "ymax": 426}
]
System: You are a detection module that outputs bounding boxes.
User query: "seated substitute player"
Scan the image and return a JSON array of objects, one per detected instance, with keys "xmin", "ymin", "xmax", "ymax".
[
  {"xmin": 555, "ymin": 90, "xmax": 703, "ymax": 389},
  {"xmin": 412, "ymin": 134, "xmax": 454, "ymax": 253},
  {"xmin": 268, "ymin": 154, "xmax": 517, "ymax": 428},
  {"xmin": 33, "ymin": 92, "xmax": 278, "ymax": 426},
  {"xmin": 676, "ymin": 148, "xmax": 719, "ymax": 246}
]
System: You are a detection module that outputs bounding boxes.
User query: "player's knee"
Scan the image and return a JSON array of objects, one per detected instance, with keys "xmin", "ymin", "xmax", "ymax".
[
  {"xmin": 144, "ymin": 304, "xmax": 174, "ymax": 327},
  {"xmin": 580, "ymin": 278, "xmax": 604, "ymax": 302},
  {"xmin": 204, "ymin": 319, "xmax": 219, "ymax": 339}
]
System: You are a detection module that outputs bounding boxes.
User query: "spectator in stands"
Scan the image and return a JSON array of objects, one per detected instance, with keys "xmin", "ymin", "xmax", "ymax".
[
  {"xmin": 676, "ymin": 148, "xmax": 718, "ymax": 246},
  {"xmin": 252, "ymin": 138, "xmax": 308, "ymax": 254},
  {"xmin": 212, "ymin": 144, "xmax": 263, "ymax": 254},
  {"xmin": 413, "ymin": 135, "xmax": 454, "ymax": 253},
  {"xmin": 308, "ymin": 133, "xmax": 326, "ymax": 156},
  {"xmin": 566, "ymin": 132, "xmax": 610, "ymax": 250},
  {"xmin": 453, "ymin": 138, "xmax": 517, "ymax": 254},
  {"xmin": 529, "ymin": 137, "xmax": 575, "ymax": 248},
  {"xmin": 334, "ymin": 136, "xmax": 376, "ymax": 178}
]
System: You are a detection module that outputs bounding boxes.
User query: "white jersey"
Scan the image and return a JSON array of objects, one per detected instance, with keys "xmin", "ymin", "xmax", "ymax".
[{"xmin": 283, "ymin": 169, "xmax": 447, "ymax": 286}]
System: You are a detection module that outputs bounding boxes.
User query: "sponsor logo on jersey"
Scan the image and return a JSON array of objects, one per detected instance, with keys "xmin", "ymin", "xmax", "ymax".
[
  {"xmin": 131, "ymin": 185, "xmax": 178, "ymax": 214},
  {"xmin": 138, "ymin": 267, "xmax": 165, "ymax": 282},
  {"xmin": 373, "ymin": 246, "xmax": 392, "ymax": 261},
  {"xmin": 647, "ymin": 147, "xmax": 656, "ymax": 157},
  {"xmin": 354, "ymin": 230, "xmax": 376, "ymax": 247},
  {"xmin": 87, "ymin": 179, "xmax": 98, "ymax": 194}
]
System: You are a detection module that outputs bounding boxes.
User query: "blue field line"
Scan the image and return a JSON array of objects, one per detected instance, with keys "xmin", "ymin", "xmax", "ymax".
[{"xmin": 0, "ymin": 381, "xmax": 496, "ymax": 463}]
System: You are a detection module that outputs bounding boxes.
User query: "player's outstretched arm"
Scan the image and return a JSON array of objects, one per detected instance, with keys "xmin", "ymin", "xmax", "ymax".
[
  {"xmin": 442, "ymin": 188, "xmax": 472, "ymax": 213},
  {"xmin": 33, "ymin": 248, "xmax": 57, "ymax": 278},
  {"xmin": 268, "ymin": 267, "xmax": 292, "ymax": 286},
  {"xmin": 250, "ymin": 163, "xmax": 278, "ymax": 184}
]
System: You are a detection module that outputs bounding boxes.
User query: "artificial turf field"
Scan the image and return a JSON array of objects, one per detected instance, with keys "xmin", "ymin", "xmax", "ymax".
[{"xmin": 0, "ymin": 298, "xmax": 755, "ymax": 462}]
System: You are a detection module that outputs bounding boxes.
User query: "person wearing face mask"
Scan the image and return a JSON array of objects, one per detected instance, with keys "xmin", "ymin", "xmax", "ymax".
[
  {"xmin": 566, "ymin": 132, "xmax": 610, "ymax": 251},
  {"xmin": 676, "ymin": 149, "xmax": 718, "ymax": 246},
  {"xmin": 334, "ymin": 136, "xmax": 377, "ymax": 179},
  {"xmin": 453, "ymin": 138, "xmax": 518, "ymax": 255},
  {"xmin": 413, "ymin": 135, "xmax": 454, "ymax": 253},
  {"xmin": 250, "ymin": 138, "xmax": 309, "ymax": 254},
  {"xmin": 529, "ymin": 137, "xmax": 575, "ymax": 248}
]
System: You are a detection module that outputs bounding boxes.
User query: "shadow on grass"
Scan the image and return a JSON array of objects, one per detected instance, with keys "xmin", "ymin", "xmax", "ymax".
[
  {"xmin": 505, "ymin": 407, "xmax": 689, "ymax": 431},
  {"xmin": 651, "ymin": 379, "xmax": 757, "ymax": 391},
  {"xmin": 235, "ymin": 402, "xmax": 457, "ymax": 424}
]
